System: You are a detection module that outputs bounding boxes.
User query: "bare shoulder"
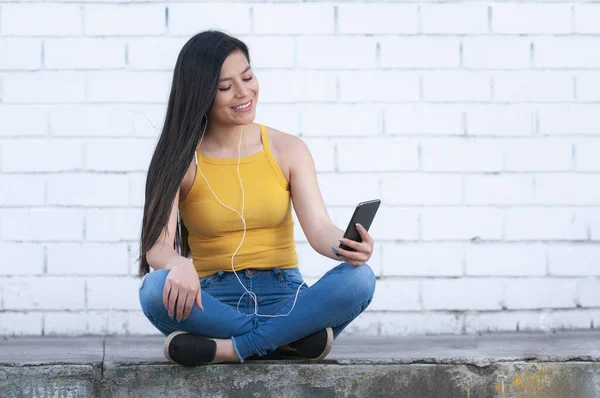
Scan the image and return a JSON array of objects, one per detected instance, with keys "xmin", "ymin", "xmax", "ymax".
[
  {"xmin": 264, "ymin": 125, "xmax": 310, "ymax": 181},
  {"xmin": 266, "ymin": 126, "xmax": 309, "ymax": 158}
]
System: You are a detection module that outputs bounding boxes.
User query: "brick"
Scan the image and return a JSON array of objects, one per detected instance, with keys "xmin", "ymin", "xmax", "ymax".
[
  {"xmin": 575, "ymin": 139, "xmax": 600, "ymax": 171},
  {"xmin": 86, "ymin": 208, "xmax": 143, "ymax": 242},
  {"xmin": 422, "ymin": 278, "xmax": 503, "ymax": 310},
  {"xmin": 381, "ymin": 174, "xmax": 462, "ymax": 205},
  {"xmin": 421, "ymin": 138, "xmax": 502, "ymax": 172},
  {"xmin": 129, "ymin": 173, "xmax": 147, "ymax": 207},
  {"xmin": 241, "ymin": 37, "xmax": 294, "ymax": 69},
  {"xmin": 335, "ymin": 312, "xmax": 379, "ymax": 336},
  {"xmin": 127, "ymin": 38, "xmax": 187, "ymax": 70},
  {"xmin": 380, "ymin": 313, "xmax": 463, "ymax": 336},
  {"xmin": 465, "ymin": 244, "xmax": 546, "ymax": 276},
  {"xmin": 297, "ymin": 36, "xmax": 376, "ymax": 69},
  {"xmin": 575, "ymin": 5, "xmax": 600, "ymax": 33},
  {"xmin": 301, "ymin": 104, "xmax": 380, "ymax": 137},
  {"xmin": 505, "ymin": 138, "xmax": 573, "ymax": 172},
  {"xmin": 47, "ymin": 243, "xmax": 129, "ymax": 275},
  {"xmin": 85, "ymin": 139, "xmax": 154, "ymax": 172},
  {"xmin": 44, "ymin": 312, "xmax": 95, "ymax": 335},
  {"xmin": 87, "ymin": 277, "xmax": 140, "ymax": 310},
  {"xmin": 108, "ymin": 310, "xmax": 161, "ymax": 335},
  {"xmin": 422, "ymin": 3, "xmax": 488, "ymax": 34},
  {"xmin": 385, "ymin": 105, "xmax": 464, "ymax": 136},
  {"xmin": 131, "ymin": 105, "xmax": 167, "ymax": 138},
  {"xmin": 0, "ymin": 106, "xmax": 47, "ymax": 136},
  {"xmin": 504, "ymin": 208, "xmax": 586, "ymax": 241},
  {"xmin": 538, "ymin": 105, "xmax": 600, "ymax": 136},
  {"xmin": 548, "ymin": 245, "xmax": 600, "ymax": 276},
  {"xmin": 46, "ymin": 174, "xmax": 129, "ymax": 206},
  {"xmin": 467, "ymin": 105, "xmax": 535, "ymax": 136},
  {"xmin": 3, "ymin": 72, "xmax": 86, "ymax": 103},
  {"xmin": 256, "ymin": 4, "xmax": 331, "ymax": 35},
  {"xmin": 1, "ymin": 209, "xmax": 84, "ymax": 241},
  {"xmin": 368, "ymin": 280, "xmax": 420, "ymax": 311},
  {"xmin": 421, "ymin": 208, "xmax": 503, "ymax": 240},
  {"xmin": 337, "ymin": 139, "xmax": 419, "ymax": 172},
  {"xmin": 0, "ymin": 38, "xmax": 42, "ymax": 70},
  {"xmin": 579, "ymin": 279, "xmax": 600, "ymax": 307},
  {"xmin": 338, "ymin": 4, "xmax": 418, "ymax": 34},
  {"xmin": 317, "ymin": 174, "xmax": 379, "ymax": 206},
  {"xmin": 255, "ymin": 105, "xmax": 300, "ymax": 137},
  {"xmin": 541, "ymin": 310, "xmax": 600, "ymax": 331},
  {"xmin": 2, "ymin": 277, "xmax": 85, "ymax": 309},
  {"xmin": 535, "ymin": 175, "xmax": 600, "ymax": 205},
  {"xmin": 339, "ymin": 71, "xmax": 420, "ymax": 102},
  {"xmin": 366, "ymin": 207, "xmax": 419, "ymax": 241},
  {"xmin": 465, "ymin": 175, "xmax": 535, "ymax": 205},
  {"xmin": 535, "ymin": 37, "xmax": 600, "ymax": 68},
  {"xmin": 577, "ymin": 72, "xmax": 600, "ymax": 101},
  {"xmin": 84, "ymin": 5, "xmax": 165, "ymax": 36},
  {"xmin": 169, "ymin": 3, "xmax": 251, "ymax": 35},
  {"xmin": 303, "ymin": 139, "xmax": 335, "ymax": 172},
  {"xmin": 462, "ymin": 37, "xmax": 530, "ymax": 69},
  {"xmin": 492, "ymin": 4, "xmax": 571, "ymax": 34},
  {"xmin": 422, "ymin": 72, "xmax": 490, "ymax": 102},
  {"xmin": 381, "ymin": 243, "xmax": 464, "ymax": 277},
  {"xmin": 87, "ymin": 71, "xmax": 171, "ymax": 103},
  {"xmin": 0, "ymin": 175, "xmax": 45, "ymax": 206},
  {"xmin": 464, "ymin": 311, "xmax": 540, "ymax": 333},
  {"xmin": 258, "ymin": 71, "xmax": 337, "ymax": 103},
  {"xmin": 168, "ymin": 4, "xmax": 250, "ymax": 35},
  {"xmin": 1, "ymin": 4, "xmax": 81, "ymax": 36},
  {"xmin": 505, "ymin": 278, "xmax": 578, "ymax": 310},
  {"xmin": 50, "ymin": 105, "xmax": 133, "ymax": 137},
  {"xmin": 0, "ymin": 243, "xmax": 44, "ymax": 275},
  {"xmin": 45, "ymin": 38, "xmax": 126, "ymax": 69},
  {"xmin": 380, "ymin": 37, "xmax": 460, "ymax": 68},
  {"xmin": 1, "ymin": 139, "xmax": 83, "ymax": 172},
  {"xmin": 0, "ymin": 313, "xmax": 43, "ymax": 335},
  {"xmin": 493, "ymin": 72, "xmax": 574, "ymax": 102}
]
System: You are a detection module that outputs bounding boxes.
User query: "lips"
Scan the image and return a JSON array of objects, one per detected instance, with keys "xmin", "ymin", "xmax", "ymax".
[{"xmin": 231, "ymin": 99, "xmax": 253, "ymax": 112}]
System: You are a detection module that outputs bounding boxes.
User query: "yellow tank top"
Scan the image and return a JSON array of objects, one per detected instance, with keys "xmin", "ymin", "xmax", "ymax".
[{"xmin": 179, "ymin": 124, "xmax": 298, "ymax": 277}]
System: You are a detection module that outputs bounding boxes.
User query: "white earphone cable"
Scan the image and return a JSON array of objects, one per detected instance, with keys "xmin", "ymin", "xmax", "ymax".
[{"xmin": 192, "ymin": 119, "xmax": 305, "ymax": 317}]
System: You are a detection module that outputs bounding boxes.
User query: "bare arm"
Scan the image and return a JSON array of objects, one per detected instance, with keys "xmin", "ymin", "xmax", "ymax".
[
  {"xmin": 146, "ymin": 189, "xmax": 193, "ymax": 271},
  {"xmin": 145, "ymin": 188, "xmax": 203, "ymax": 320},
  {"xmin": 287, "ymin": 138, "xmax": 344, "ymax": 260}
]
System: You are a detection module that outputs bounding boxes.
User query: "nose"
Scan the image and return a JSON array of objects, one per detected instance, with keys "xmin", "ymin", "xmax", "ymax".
[{"xmin": 235, "ymin": 81, "xmax": 249, "ymax": 97}]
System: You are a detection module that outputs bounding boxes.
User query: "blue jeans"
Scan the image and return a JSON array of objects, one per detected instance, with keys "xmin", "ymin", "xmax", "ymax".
[{"xmin": 138, "ymin": 262, "xmax": 376, "ymax": 363}]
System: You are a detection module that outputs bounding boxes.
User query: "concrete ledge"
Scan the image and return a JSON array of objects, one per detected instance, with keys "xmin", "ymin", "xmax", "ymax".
[{"xmin": 1, "ymin": 331, "xmax": 599, "ymax": 397}]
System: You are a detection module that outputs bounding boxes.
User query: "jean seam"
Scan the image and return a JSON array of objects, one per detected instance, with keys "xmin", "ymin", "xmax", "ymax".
[
  {"xmin": 231, "ymin": 336, "xmax": 245, "ymax": 363},
  {"xmin": 329, "ymin": 297, "xmax": 373, "ymax": 329}
]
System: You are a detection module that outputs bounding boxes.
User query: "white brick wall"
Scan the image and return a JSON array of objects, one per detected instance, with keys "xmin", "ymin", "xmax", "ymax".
[{"xmin": 1, "ymin": 0, "xmax": 599, "ymax": 337}]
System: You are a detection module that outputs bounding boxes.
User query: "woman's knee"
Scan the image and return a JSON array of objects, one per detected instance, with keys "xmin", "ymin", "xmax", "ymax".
[
  {"xmin": 138, "ymin": 269, "xmax": 169, "ymax": 316},
  {"xmin": 335, "ymin": 262, "xmax": 376, "ymax": 304}
]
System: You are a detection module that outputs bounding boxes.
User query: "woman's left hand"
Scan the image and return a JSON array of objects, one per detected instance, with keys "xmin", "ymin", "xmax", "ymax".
[{"xmin": 332, "ymin": 223, "xmax": 375, "ymax": 266}]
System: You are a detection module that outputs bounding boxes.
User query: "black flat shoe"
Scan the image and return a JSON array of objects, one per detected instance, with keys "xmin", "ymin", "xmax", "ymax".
[
  {"xmin": 280, "ymin": 327, "xmax": 334, "ymax": 360},
  {"xmin": 163, "ymin": 331, "xmax": 217, "ymax": 366}
]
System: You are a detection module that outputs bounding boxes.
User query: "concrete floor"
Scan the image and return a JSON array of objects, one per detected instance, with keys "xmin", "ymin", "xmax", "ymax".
[{"xmin": 2, "ymin": 331, "xmax": 600, "ymax": 397}]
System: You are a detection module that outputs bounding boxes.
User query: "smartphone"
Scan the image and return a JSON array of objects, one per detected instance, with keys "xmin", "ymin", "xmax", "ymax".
[{"xmin": 338, "ymin": 199, "xmax": 381, "ymax": 254}]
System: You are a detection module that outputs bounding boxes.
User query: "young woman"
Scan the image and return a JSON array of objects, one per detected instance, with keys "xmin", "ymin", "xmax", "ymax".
[{"xmin": 138, "ymin": 30, "xmax": 376, "ymax": 366}]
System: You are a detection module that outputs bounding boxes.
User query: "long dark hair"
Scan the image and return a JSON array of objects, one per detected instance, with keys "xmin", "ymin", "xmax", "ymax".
[{"xmin": 138, "ymin": 30, "xmax": 250, "ymax": 276}]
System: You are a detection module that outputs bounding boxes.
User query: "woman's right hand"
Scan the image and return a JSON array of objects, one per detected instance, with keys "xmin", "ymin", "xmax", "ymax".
[{"xmin": 163, "ymin": 259, "xmax": 203, "ymax": 322}]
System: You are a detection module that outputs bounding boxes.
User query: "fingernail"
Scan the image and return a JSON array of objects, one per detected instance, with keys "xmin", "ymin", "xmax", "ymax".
[
  {"xmin": 169, "ymin": 314, "xmax": 173, "ymax": 320},
  {"xmin": 356, "ymin": 223, "xmax": 362, "ymax": 228},
  {"xmin": 338, "ymin": 238, "xmax": 346, "ymax": 243},
  {"xmin": 331, "ymin": 246, "xmax": 339, "ymax": 252}
]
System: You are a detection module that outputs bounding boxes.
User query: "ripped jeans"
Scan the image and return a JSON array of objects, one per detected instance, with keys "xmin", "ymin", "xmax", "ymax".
[{"xmin": 138, "ymin": 262, "xmax": 376, "ymax": 363}]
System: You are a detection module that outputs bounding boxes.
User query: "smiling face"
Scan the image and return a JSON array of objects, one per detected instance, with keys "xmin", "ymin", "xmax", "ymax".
[{"xmin": 208, "ymin": 49, "xmax": 259, "ymax": 126}]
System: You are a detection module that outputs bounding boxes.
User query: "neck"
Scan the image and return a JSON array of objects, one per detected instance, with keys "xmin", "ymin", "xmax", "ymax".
[{"xmin": 203, "ymin": 122, "xmax": 251, "ymax": 149}]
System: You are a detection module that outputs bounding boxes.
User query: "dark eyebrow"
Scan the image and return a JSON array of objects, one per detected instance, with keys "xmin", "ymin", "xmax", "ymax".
[{"xmin": 218, "ymin": 66, "xmax": 252, "ymax": 83}]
